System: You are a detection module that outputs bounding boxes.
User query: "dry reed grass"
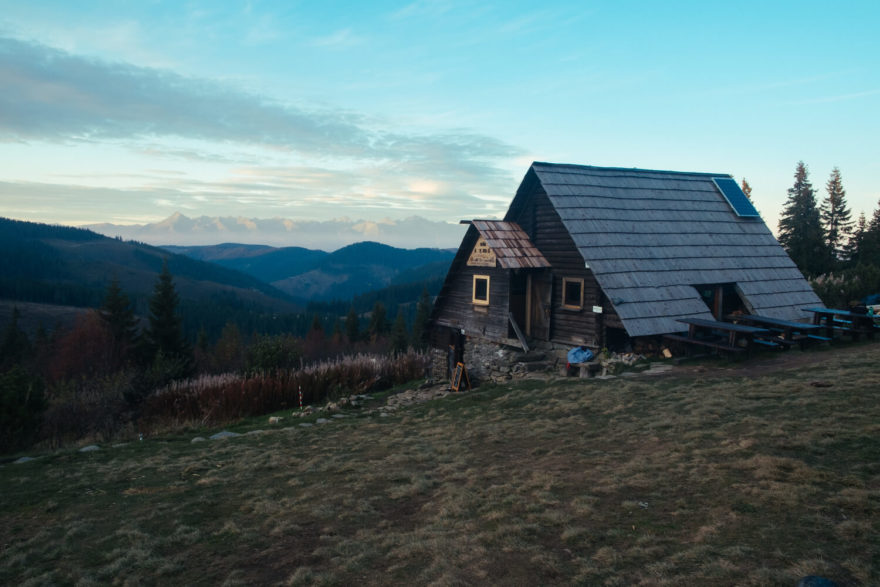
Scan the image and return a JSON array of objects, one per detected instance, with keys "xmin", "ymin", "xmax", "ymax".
[{"xmin": 141, "ymin": 351, "xmax": 429, "ymax": 430}]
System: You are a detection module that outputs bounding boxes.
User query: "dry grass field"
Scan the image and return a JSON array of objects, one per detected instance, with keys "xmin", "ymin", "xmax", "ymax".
[{"xmin": 2, "ymin": 344, "xmax": 878, "ymax": 586}]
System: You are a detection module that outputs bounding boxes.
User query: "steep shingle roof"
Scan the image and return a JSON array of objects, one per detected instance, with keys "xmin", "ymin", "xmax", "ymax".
[
  {"xmin": 521, "ymin": 162, "xmax": 823, "ymax": 337},
  {"xmin": 470, "ymin": 220, "xmax": 550, "ymax": 270}
]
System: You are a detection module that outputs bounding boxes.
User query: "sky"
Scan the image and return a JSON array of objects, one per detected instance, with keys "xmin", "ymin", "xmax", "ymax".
[{"xmin": 1, "ymin": 0, "xmax": 878, "ymax": 241}]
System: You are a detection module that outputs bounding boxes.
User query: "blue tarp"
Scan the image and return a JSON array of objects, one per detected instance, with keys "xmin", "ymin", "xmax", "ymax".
[{"xmin": 567, "ymin": 346, "xmax": 594, "ymax": 364}]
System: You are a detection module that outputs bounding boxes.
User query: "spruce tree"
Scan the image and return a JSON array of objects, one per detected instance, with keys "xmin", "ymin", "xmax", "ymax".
[
  {"xmin": 367, "ymin": 301, "xmax": 389, "ymax": 341},
  {"xmin": 390, "ymin": 309, "xmax": 409, "ymax": 354},
  {"xmin": 309, "ymin": 314, "xmax": 324, "ymax": 334},
  {"xmin": 144, "ymin": 260, "xmax": 190, "ymax": 367},
  {"xmin": 820, "ymin": 167, "xmax": 853, "ymax": 262},
  {"xmin": 846, "ymin": 212, "xmax": 868, "ymax": 264},
  {"xmin": 860, "ymin": 199, "xmax": 880, "ymax": 267},
  {"xmin": 411, "ymin": 287, "xmax": 432, "ymax": 349},
  {"xmin": 331, "ymin": 318, "xmax": 344, "ymax": 342},
  {"xmin": 100, "ymin": 277, "xmax": 138, "ymax": 368},
  {"xmin": 345, "ymin": 306, "xmax": 360, "ymax": 343},
  {"xmin": 777, "ymin": 161, "xmax": 831, "ymax": 276}
]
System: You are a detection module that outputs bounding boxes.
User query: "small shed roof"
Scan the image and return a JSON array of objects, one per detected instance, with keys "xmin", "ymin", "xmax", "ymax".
[{"xmin": 470, "ymin": 220, "xmax": 551, "ymax": 270}]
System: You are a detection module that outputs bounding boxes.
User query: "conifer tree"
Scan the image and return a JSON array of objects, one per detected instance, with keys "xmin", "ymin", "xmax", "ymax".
[
  {"xmin": 777, "ymin": 161, "xmax": 831, "ymax": 276},
  {"xmin": 331, "ymin": 317, "xmax": 343, "ymax": 342},
  {"xmin": 309, "ymin": 314, "xmax": 324, "ymax": 334},
  {"xmin": 820, "ymin": 167, "xmax": 853, "ymax": 261},
  {"xmin": 367, "ymin": 301, "xmax": 389, "ymax": 341},
  {"xmin": 99, "ymin": 277, "xmax": 138, "ymax": 368},
  {"xmin": 345, "ymin": 306, "xmax": 360, "ymax": 343},
  {"xmin": 214, "ymin": 321, "xmax": 244, "ymax": 372},
  {"xmin": 859, "ymin": 199, "xmax": 880, "ymax": 267},
  {"xmin": 740, "ymin": 178, "xmax": 753, "ymax": 201},
  {"xmin": 144, "ymin": 260, "xmax": 190, "ymax": 366},
  {"xmin": 411, "ymin": 287, "xmax": 432, "ymax": 349},
  {"xmin": 304, "ymin": 313, "xmax": 326, "ymax": 359},
  {"xmin": 846, "ymin": 212, "xmax": 868, "ymax": 264},
  {"xmin": 390, "ymin": 309, "xmax": 409, "ymax": 354}
]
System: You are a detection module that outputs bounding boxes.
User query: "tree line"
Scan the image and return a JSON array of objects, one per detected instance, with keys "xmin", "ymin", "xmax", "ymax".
[{"xmin": 773, "ymin": 162, "xmax": 880, "ymax": 306}]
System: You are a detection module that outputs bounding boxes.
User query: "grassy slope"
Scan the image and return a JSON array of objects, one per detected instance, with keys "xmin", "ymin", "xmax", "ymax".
[{"xmin": 2, "ymin": 345, "xmax": 878, "ymax": 586}]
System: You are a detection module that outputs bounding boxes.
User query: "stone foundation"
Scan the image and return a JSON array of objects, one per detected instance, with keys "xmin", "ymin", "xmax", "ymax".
[
  {"xmin": 430, "ymin": 335, "xmax": 583, "ymax": 385},
  {"xmin": 430, "ymin": 333, "xmax": 663, "ymax": 386}
]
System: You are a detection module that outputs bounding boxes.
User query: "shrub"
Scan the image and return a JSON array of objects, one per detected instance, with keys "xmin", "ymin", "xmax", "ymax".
[
  {"xmin": 246, "ymin": 334, "xmax": 302, "ymax": 373},
  {"xmin": 812, "ymin": 263, "xmax": 880, "ymax": 307},
  {"xmin": 40, "ymin": 371, "xmax": 134, "ymax": 448}
]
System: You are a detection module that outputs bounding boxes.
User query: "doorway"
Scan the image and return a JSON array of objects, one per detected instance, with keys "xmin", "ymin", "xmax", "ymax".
[{"xmin": 509, "ymin": 270, "xmax": 552, "ymax": 341}]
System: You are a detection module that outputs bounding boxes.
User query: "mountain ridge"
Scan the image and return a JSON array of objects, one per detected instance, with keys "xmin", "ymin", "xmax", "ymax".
[
  {"xmin": 163, "ymin": 241, "xmax": 455, "ymax": 301},
  {"xmin": 0, "ymin": 216, "xmax": 302, "ymax": 318},
  {"xmin": 86, "ymin": 212, "xmax": 468, "ymax": 249}
]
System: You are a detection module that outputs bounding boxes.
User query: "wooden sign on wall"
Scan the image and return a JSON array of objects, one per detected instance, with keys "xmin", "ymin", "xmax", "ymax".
[{"xmin": 467, "ymin": 238, "xmax": 496, "ymax": 267}]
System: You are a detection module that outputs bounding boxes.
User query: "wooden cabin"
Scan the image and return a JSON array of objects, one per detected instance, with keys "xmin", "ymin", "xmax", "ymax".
[{"xmin": 429, "ymin": 162, "xmax": 822, "ymax": 375}]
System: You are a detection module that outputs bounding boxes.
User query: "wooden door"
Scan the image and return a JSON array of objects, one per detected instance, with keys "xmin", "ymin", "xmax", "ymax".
[{"xmin": 528, "ymin": 273, "xmax": 552, "ymax": 340}]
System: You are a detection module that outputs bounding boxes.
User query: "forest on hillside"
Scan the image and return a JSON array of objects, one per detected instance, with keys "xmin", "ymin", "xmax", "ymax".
[{"xmin": 1, "ymin": 258, "xmax": 435, "ymax": 453}]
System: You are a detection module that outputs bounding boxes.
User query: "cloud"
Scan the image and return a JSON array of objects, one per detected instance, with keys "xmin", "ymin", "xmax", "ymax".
[
  {"xmin": 0, "ymin": 36, "xmax": 521, "ymax": 161},
  {"xmin": 0, "ymin": 36, "xmax": 373, "ymax": 156},
  {"xmin": 0, "ymin": 35, "xmax": 525, "ymax": 225}
]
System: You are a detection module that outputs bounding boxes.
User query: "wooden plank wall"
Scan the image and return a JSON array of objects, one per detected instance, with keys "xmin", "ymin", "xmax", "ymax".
[
  {"xmin": 432, "ymin": 228, "xmax": 511, "ymax": 342},
  {"xmin": 510, "ymin": 189, "xmax": 621, "ymax": 347}
]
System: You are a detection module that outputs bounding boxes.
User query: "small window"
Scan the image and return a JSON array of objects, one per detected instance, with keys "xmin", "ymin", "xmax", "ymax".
[
  {"xmin": 472, "ymin": 275, "xmax": 490, "ymax": 306},
  {"xmin": 562, "ymin": 277, "xmax": 584, "ymax": 310}
]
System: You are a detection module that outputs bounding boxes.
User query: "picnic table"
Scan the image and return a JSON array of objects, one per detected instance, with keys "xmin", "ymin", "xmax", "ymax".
[
  {"xmin": 726, "ymin": 314, "xmax": 827, "ymax": 348},
  {"xmin": 802, "ymin": 307, "xmax": 877, "ymax": 341},
  {"xmin": 664, "ymin": 317, "xmax": 771, "ymax": 357}
]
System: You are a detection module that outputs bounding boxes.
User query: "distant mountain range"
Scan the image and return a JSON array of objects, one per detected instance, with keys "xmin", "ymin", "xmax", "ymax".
[
  {"xmin": 86, "ymin": 212, "xmax": 468, "ymax": 249},
  {"xmin": 0, "ymin": 217, "xmax": 301, "ymax": 334},
  {"xmin": 1, "ymin": 217, "xmax": 456, "ymax": 338},
  {"xmin": 164, "ymin": 241, "xmax": 455, "ymax": 301}
]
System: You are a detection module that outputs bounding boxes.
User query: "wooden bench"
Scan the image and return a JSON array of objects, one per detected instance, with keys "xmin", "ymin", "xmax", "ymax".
[
  {"xmin": 566, "ymin": 362, "xmax": 603, "ymax": 378},
  {"xmin": 726, "ymin": 313, "xmax": 823, "ymax": 350},
  {"xmin": 752, "ymin": 338, "xmax": 782, "ymax": 349},
  {"xmin": 803, "ymin": 307, "xmax": 878, "ymax": 341}
]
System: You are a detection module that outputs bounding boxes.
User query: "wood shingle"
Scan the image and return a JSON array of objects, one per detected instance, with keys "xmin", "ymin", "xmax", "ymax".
[{"xmin": 522, "ymin": 162, "xmax": 823, "ymax": 337}]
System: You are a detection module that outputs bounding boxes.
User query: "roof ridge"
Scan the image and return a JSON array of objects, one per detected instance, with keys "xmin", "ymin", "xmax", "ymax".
[{"xmin": 531, "ymin": 161, "xmax": 731, "ymax": 178}]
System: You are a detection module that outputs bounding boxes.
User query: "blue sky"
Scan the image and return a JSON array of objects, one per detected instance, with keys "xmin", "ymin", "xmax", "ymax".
[{"xmin": 1, "ymin": 0, "xmax": 878, "ymax": 238}]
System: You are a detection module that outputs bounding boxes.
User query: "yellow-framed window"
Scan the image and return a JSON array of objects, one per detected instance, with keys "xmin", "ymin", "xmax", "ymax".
[
  {"xmin": 472, "ymin": 275, "xmax": 490, "ymax": 305},
  {"xmin": 562, "ymin": 277, "xmax": 584, "ymax": 310}
]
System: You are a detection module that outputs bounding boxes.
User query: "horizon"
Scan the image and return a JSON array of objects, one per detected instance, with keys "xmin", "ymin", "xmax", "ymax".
[
  {"xmin": 1, "ymin": 2, "xmax": 879, "ymax": 241},
  {"xmin": 2, "ymin": 211, "xmax": 469, "ymax": 250}
]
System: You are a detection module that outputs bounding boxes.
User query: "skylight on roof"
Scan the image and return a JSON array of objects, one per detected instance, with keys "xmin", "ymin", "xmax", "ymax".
[{"xmin": 712, "ymin": 178, "xmax": 760, "ymax": 218}]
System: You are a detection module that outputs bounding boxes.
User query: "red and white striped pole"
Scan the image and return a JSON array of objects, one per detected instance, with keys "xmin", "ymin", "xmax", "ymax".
[{"xmin": 298, "ymin": 385, "xmax": 303, "ymax": 411}]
